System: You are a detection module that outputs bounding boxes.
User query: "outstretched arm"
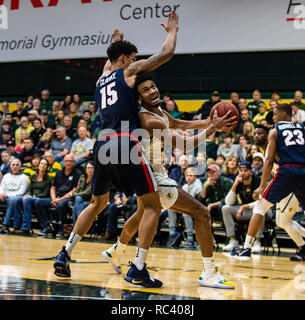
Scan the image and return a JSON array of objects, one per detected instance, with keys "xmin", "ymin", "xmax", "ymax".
[{"xmin": 124, "ymin": 10, "xmax": 179, "ymax": 86}]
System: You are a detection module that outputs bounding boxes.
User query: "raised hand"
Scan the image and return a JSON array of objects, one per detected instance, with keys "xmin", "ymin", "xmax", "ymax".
[
  {"xmin": 210, "ymin": 110, "xmax": 237, "ymax": 131},
  {"xmin": 161, "ymin": 10, "xmax": 179, "ymax": 33},
  {"xmin": 113, "ymin": 28, "xmax": 124, "ymax": 42}
]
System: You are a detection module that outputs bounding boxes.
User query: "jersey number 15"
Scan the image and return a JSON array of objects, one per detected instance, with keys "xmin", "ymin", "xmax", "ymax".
[{"xmin": 100, "ymin": 82, "xmax": 118, "ymax": 109}]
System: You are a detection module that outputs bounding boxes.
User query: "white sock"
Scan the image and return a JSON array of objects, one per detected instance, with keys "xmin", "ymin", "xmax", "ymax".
[
  {"xmin": 65, "ymin": 232, "xmax": 82, "ymax": 257},
  {"xmin": 108, "ymin": 240, "xmax": 127, "ymax": 255},
  {"xmin": 202, "ymin": 257, "xmax": 215, "ymax": 274},
  {"xmin": 244, "ymin": 234, "xmax": 255, "ymax": 249},
  {"xmin": 134, "ymin": 248, "xmax": 148, "ymax": 270}
]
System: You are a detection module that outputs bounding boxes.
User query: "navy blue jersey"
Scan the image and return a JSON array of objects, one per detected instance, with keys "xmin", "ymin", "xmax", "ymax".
[
  {"xmin": 276, "ymin": 121, "xmax": 305, "ymax": 165},
  {"xmin": 95, "ymin": 68, "xmax": 140, "ymax": 133}
]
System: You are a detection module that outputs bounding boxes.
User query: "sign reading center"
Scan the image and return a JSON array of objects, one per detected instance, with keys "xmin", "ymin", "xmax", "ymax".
[{"xmin": 120, "ymin": 3, "xmax": 180, "ymax": 20}]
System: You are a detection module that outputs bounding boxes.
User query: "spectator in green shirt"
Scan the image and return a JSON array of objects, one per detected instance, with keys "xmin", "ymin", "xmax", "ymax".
[
  {"xmin": 292, "ymin": 90, "xmax": 305, "ymax": 111},
  {"xmin": 40, "ymin": 89, "xmax": 53, "ymax": 112}
]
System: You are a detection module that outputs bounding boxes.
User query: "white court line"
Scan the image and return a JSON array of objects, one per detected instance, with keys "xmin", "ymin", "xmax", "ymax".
[{"xmin": 0, "ymin": 293, "xmax": 108, "ymax": 300}]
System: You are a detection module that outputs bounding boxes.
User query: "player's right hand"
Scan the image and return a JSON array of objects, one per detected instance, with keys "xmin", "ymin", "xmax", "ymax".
[{"xmin": 253, "ymin": 187, "xmax": 264, "ymax": 201}]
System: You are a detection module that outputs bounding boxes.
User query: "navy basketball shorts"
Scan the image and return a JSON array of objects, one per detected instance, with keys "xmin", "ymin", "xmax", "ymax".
[
  {"xmin": 263, "ymin": 165, "xmax": 305, "ymax": 210},
  {"xmin": 91, "ymin": 134, "xmax": 157, "ymax": 197}
]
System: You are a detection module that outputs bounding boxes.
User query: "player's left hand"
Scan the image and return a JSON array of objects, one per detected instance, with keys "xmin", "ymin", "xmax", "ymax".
[
  {"xmin": 113, "ymin": 28, "xmax": 124, "ymax": 42},
  {"xmin": 253, "ymin": 187, "xmax": 265, "ymax": 201}
]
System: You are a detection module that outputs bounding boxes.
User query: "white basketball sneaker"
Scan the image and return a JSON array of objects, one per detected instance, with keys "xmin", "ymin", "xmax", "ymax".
[
  {"xmin": 102, "ymin": 249, "xmax": 122, "ymax": 274},
  {"xmin": 252, "ymin": 240, "xmax": 261, "ymax": 254},
  {"xmin": 198, "ymin": 267, "xmax": 235, "ymax": 289},
  {"xmin": 222, "ymin": 239, "xmax": 239, "ymax": 252}
]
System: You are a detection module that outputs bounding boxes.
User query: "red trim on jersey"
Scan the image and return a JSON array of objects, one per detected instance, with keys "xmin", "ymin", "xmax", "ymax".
[
  {"xmin": 99, "ymin": 132, "xmax": 155, "ymax": 193},
  {"xmin": 281, "ymin": 164, "xmax": 305, "ymax": 167},
  {"xmin": 263, "ymin": 168, "xmax": 279, "ymax": 199}
]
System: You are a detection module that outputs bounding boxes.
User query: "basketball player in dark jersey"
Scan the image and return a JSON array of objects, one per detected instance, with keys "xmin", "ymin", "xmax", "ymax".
[
  {"xmin": 231, "ymin": 103, "xmax": 305, "ymax": 259},
  {"xmin": 54, "ymin": 11, "xmax": 179, "ymax": 288}
]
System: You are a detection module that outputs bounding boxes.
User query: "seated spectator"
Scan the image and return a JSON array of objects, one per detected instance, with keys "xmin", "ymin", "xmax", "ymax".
[
  {"xmin": 194, "ymin": 151, "xmax": 208, "ymax": 183},
  {"xmin": 180, "ymin": 167, "xmax": 203, "ymax": 248},
  {"xmin": 69, "ymin": 103, "xmax": 81, "ymax": 128},
  {"xmin": 27, "ymin": 110, "xmax": 39, "ymax": 125},
  {"xmin": 41, "ymin": 109, "xmax": 55, "ymax": 130},
  {"xmin": 24, "ymin": 95, "xmax": 34, "ymax": 112},
  {"xmin": 16, "ymin": 137, "xmax": 40, "ymax": 167},
  {"xmin": 246, "ymin": 144, "xmax": 259, "ymax": 163},
  {"xmin": 222, "ymin": 156, "xmax": 239, "ymax": 183},
  {"xmin": 251, "ymin": 152, "xmax": 264, "ymax": 177},
  {"xmin": 266, "ymin": 100, "xmax": 277, "ymax": 128},
  {"xmin": 1, "ymin": 101, "xmax": 10, "ymax": 116},
  {"xmin": 74, "ymin": 119, "xmax": 91, "ymax": 139},
  {"xmin": 242, "ymin": 121, "xmax": 255, "ymax": 144},
  {"xmin": 6, "ymin": 141, "xmax": 15, "ymax": 158},
  {"xmin": 235, "ymin": 109, "xmax": 250, "ymax": 135},
  {"xmin": 50, "ymin": 126, "xmax": 72, "ymax": 162},
  {"xmin": 0, "ymin": 129, "xmax": 14, "ymax": 154},
  {"xmin": 15, "ymin": 158, "xmax": 53, "ymax": 236},
  {"xmin": 0, "ymin": 151, "xmax": 11, "ymax": 176},
  {"xmin": 215, "ymin": 154, "xmax": 226, "ymax": 173},
  {"xmin": 73, "ymin": 93, "xmax": 88, "ymax": 116},
  {"xmin": 60, "ymin": 95, "xmax": 72, "ymax": 115},
  {"xmin": 14, "ymin": 129, "xmax": 28, "ymax": 155},
  {"xmin": 44, "ymin": 150, "xmax": 62, "ymax": 178},
  {"xmin": 236, "ymin": 134, "xmax": 251, "ymax": 162},
  {"xmin": 204, "ymin": 132, "xmax": 219, "ymax": 160},
  {"xmin": 193, "ymin": 91, "xmax": 220, "ymax": 120},
  {"xmin": 197, "ymin": 164, "xmax": 232, "ymax": 220},
  {"xmin": 291, "ymin": 102, "xmax": 305, "ymax": 123},
  {"xmin": 238, "ymin": 97, "xmax": 247, "ymax": 112},
  {"xmin": 30, "ymin": 118, "xmax": 46, "ymax": 146},
  {"xmin": 82, "ymin": 110, "xmax": 93, "ymax": 132},
  {"xmin": 40, "ymin": 89, "xmax": 52, "ymax": 112},
  {"xmin": 221, "ymin": 161, "xmax": 272, "ymax": 253},
  {"xmin": 231, "ymin": 91, "xmax": 240, "ymax": 109},
  {"xmin": 252, "ymin": 101, "xmax": 269, "ymax": 124},
  {"xmin": 160, "ymin": 91, "xmax": 174, "ymax": 110},
  {"xmin": 292, "ymin": 90, "xmax": 305, "ymax": 111},
  {"xmin": 15, "ymin": 116, "xmax": 34, "ymax": 145},
  {"xmin": 32, "ymin": 98, "xmax": 41, "ymax": 113},
  {"xmin": 166, "ymin": 154, "xmax": 190, "ymax": 247},
  {"xmin": 217, "ymin": 132, "xmax": 239, "ymax": 158},
  {"xmin": 70, "ymin": 126, "xmax": 94, "ymax": 165},
  {"xmin": 55, "ymin": 110, "xmax": 65, "ymax": 127},
  {"xmin": 247, "ymin": 89, "xmax": 262, "ymax": 119},
  {"xmin": 88, "ymin": 102, "xmax": 98, "ymax": 123},
  {"xmin": 36, "ymin": 128, "xmax": 54, "ymax": 154},
  {"xmin": 12, "ymin": 100, "xmax": 28, "ymax": 124},
  {"xmin": 63, "ymin": 115, "xmax": 76, "ymax": 140},
  {"xmin": 3, "ymin": 114, "xmax": 18, "ymax": 132},
  {"xmin": 0, "ymin": 159, "xmax": 29, "ymax": 234},
  {"xmin": 165, "ymin": 100, "xmax": 181, "ymax": 119},
  {"xmin": 23, "ymin": 154, "xmax": 41, "ymax": 181},
  {"xmin": 66, "ymin": 161, "xmax": 93, "ymax": 225},
  {"xmin": 100, "ymin": 192, "xmax": 137, "ymax": 241},
  {"xmin": 50, "ymin": 155, "xmax": 81, "ymax": 237}
]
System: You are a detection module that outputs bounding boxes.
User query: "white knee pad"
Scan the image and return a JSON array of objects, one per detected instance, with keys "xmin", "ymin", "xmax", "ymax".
[{"xmin": 253, "ymin": 198, "xmax": 273, "ymax": 216}]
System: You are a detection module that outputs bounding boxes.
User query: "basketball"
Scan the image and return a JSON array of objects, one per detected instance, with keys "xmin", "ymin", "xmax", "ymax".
[{"xmin": 209, "ymin": 101, "xmax": 239, "ymax": 130}]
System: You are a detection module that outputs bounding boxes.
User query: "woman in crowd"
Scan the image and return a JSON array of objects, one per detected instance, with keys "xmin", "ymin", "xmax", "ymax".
[
  {"xmin": 15, "ymin": 158, "xmax": 53, "ymax": 235},
  {"xmin": 73, "ymin": 93, "xmax": 88, "ymax": 116},
  {"xmin": 36, "ymin": 129, "xmax": 54, "ymax": 154},
  {"xmin": 243, "ymin": 121, "xmax": 255, "ymax": 144},
  {"xmin": 60, "ymin": 95, "xmax": 72, "ymax": 115},
  {"xmin": 23, "ymin": 154, "xmax": 42, "ymax": 181},
  {"xmin": 14, "ymin": 129, "xmax": 28, "ymax": 155},
  {"xmin": 221, "ymin": 155, "xmax": 239, "ymax": 183},
  {"xmin": 55, "ymin": 110, "xmax": 65, "ymax": 127},
  {"xmin": 65, "ymin": 161, "xmax": 93, "ymax": 225},
  {"xmin": 246, "ymin": 144, "xmax": 259, "ymax": 163}
]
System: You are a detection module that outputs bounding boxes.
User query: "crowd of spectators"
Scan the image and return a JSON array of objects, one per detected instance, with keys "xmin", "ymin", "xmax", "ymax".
[{"xmin": 0, "ymin": 88, "xmax": 304, "ymax": 253}]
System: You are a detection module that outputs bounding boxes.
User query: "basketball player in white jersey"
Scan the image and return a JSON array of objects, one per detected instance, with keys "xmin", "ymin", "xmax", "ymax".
[{"xmin": 103, "ymin": 73, "xmax": 237, "ymax": 289}]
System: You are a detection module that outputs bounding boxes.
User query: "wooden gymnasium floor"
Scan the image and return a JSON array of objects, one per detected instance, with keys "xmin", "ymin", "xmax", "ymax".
[{"xmin": 0, "ymin": 233, "xmax": 305, "ymax": 300}]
